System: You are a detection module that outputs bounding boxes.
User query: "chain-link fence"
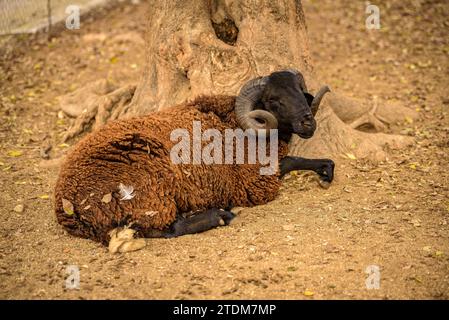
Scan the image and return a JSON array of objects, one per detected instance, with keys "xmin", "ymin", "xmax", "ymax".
[{"xmin": 0, "ymin": 0, "xmax": 114, "ymax": 35}]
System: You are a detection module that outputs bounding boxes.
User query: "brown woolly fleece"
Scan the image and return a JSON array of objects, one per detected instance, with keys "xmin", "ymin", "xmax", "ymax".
[{"xmin": 54, "ymin": 95, "xmax": 289, "ymax": 244}]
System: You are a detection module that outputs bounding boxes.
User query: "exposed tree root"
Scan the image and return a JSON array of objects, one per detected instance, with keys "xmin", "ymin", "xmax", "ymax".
[
  {"xmin": 348, "ymin": 102, "xmax": 389, "ymax": 132},
  {"xmin": 60, "ymin": 82, "xmax": 136, "ymax": 142},
  {"xmin": 59, "ymin": 79, "xmax": 117, "ymax": 117},
  {"xmin": 59, "ymin": 78, "xmax": 415, "ymax": 164},
  {"xmin": 289, "ymin": 102, "xmax": 414, "ymax": 163},
  {"xmin": 327, "ymin": 92, "xmax": 420, "ymax": 131}
]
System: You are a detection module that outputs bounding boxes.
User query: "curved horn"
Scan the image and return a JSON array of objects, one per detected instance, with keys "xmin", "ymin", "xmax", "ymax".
[
  {"xmin": 235, "ymin": 77, "xmax": 278, "ymax": 132},
  {"xmin": 310, "ymin": 86, "xmax": 331, "ymax": 116}
]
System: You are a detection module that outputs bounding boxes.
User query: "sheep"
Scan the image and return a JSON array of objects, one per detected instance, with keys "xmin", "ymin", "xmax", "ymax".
[{"xmin": 54, "ymin": 69, "xmax": 334, "ymax": 250}]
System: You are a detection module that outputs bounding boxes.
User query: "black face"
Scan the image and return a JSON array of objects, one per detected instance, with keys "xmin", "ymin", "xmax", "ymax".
[{"xmin": 261, "ymin": 72, "xmax": 316, "ymax": 139}]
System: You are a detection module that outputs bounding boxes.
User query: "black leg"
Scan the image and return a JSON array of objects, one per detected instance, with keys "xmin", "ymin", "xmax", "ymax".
[
  {"xmin": 142, "ymin": 208, "xmax": 235, "ymax": 239},
  {"xmin": 280, "ymin": 156, "xmax": 335, "ymax": 183}
]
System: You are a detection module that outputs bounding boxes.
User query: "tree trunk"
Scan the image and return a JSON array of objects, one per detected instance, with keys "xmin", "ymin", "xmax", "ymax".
[
  {"xmin": 129, "ymin": 0, "xmax": 312, "ymax": 114},
  {"xmin": 63, "ymin": 0, "xmax": 418, "ymax": 162}
]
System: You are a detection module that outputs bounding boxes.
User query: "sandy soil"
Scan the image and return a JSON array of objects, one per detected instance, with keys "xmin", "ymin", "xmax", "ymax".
[{"xmin": 0, "ymin": 0, "xmax": 448, "ymax": 299}]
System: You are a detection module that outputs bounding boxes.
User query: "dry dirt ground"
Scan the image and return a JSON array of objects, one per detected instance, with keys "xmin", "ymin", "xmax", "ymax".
[{"xmin": 0, "ymin": 0, "xmax": 448, "ymax": 299}]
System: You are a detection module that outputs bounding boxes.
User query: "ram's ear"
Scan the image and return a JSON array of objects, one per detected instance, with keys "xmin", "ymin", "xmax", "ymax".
[{"xmin": 304, "ymin": 92, "xmax": 314, "ymax": 107}]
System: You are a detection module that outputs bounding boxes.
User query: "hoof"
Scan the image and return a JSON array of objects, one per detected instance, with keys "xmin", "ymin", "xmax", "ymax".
[{"xmin": 217, "ymin": 210, "xmax": 236, "ymax": 226}]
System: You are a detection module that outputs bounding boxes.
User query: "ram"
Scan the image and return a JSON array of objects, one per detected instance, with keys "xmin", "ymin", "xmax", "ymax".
[{"xmin": 54, "ymin": 70, "xmax": 333, "ymax": 252}]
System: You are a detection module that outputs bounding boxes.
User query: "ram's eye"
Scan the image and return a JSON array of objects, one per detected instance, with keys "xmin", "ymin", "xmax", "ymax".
[{"xmin": 270, "ymin": 100, "xmax": 281, "ymax": 110}]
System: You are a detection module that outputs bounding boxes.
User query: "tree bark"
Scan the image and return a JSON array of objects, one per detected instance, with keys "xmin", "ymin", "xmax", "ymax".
[
  {"xmin": 129, "ymin": 0, "xmax": 312, "ymax": 114},
  {"xmin": 62, "ymin": 0, "xmax": 418, "ymax": 161}
]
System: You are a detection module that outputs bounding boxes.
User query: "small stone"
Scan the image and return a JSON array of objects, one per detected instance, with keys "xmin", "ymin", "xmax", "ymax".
[
  {"xmin": 410, "ymin": 219, "xmax": 421, "ymax": 227},
  {"xmin": 324, "ymin": 244, "xmax": 340, "ymax": 253},
  {"xmin": 14, "ymin": 204, "xmax": 24, "ymax": 213},
  {"xmin": 39, "ymin": 142, "xmax": 52, "ymax": 159},
  {"xmin": 319, "ymin": 180, "xmax": 331, "ymax": 189}
]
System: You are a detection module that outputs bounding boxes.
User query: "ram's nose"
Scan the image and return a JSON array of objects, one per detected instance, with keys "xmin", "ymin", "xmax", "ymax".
[
  {"xmin": 300, "ymin": 118, "xmax": 316, "ymax": 131},
  {"xmin": 293, "ymin": 117, "xmax": 316, "ymax": 139}
]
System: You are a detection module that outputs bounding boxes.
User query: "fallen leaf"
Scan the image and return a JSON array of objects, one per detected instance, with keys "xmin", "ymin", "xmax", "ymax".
[
  {"xmin": 108, "ymin": 227, "xmax": 146, "ymax": 253},
  {"xmin": 345, "ymin": 153, "xmax": 357, "ymax": 160},
  {"xmin": 435, "ymin": 251, "xmax": 444, "ymax": 257},
  {"xmin": 102, "ymin": 193, "xmax": 112, "ymax": 203},
  {"xmin": 411, "ymin": 276, "xmax": 422, "ymax": 283},
  {"xmin": 39, "ymin": 194, "xmax": 49, "ymax": 200},
  {"xmin": 62, "ymin": 198, "xmax": 74, "ymax": 215},
  {"xmin": 303, "ymin": 290, "xmax": 314, "ymax": 297},
  {"xmin": 7, "ymin": 150, "xmax": 22, "ymax": 157},
  {"xmin": 58, "ymin": 143, "xmax": 70, "ymax": 148}
]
